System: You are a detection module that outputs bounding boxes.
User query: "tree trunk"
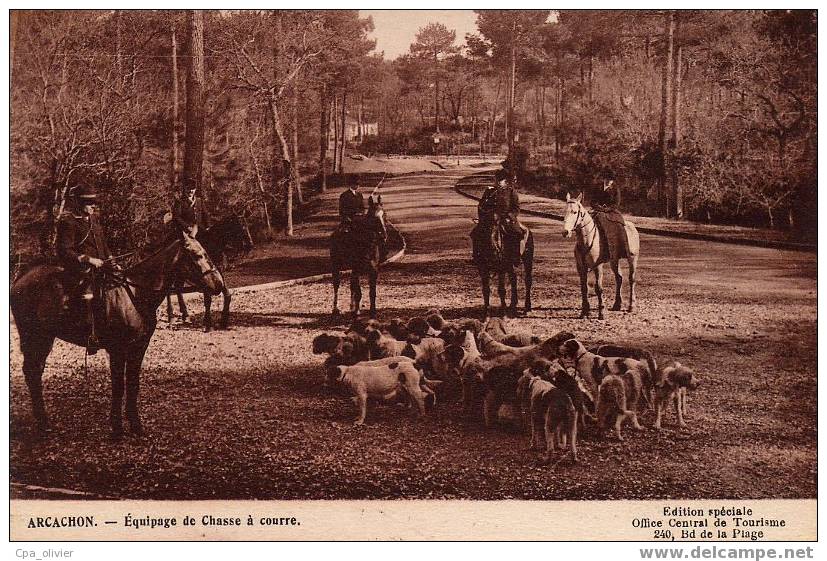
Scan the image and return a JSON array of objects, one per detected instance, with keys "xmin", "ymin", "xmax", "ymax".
[
  {"xmin": 657, "ymin": 10, "xmax": 675, "ymax": 215},
  {"xmin": 669, "ymin": 41, "xmax": 683, "ymax": 219},
  {"xmin": 268, "ymin": 97, "xmax": 293, "ymax": 236},
  {"xmin": 333, "ymin": 95, "xmax": 341, "ymax": 174},
  {"xmin": 291, "ymin": 83, "xmax": 303, "ymax": 205},
  {"xmin": 182, "ymin": 10, "xmax": 205, "ymax": 197},
  {"xmin": 338, "ymin": 90, "xmax": 347, "ymax": 173},
  {"xmin": 358, "ymin": 94, "xmax": 364, "ymax": 141},
  {"xmin": 508, "ymin": 33, "xmax": 516, "ymax": 168},
  {"xmin": 319, "ymin": 83, "xmax": 328, "ymax": 192},
  {"xmin": 247, "ymin": 128, "xmax": 272, "ymax": 235},
  {"xmin": 588, "ymin": 55, "xmax": 594, "ymax": 105},
  {"xmin": 169, "ymin": 22, "xmax": 179, "ymax": 193}
]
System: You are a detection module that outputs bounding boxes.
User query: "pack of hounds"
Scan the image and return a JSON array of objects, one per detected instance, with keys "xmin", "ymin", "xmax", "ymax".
[{"xmin": 312, "ymin": 309, "xmax": 700, "ymax": 465}]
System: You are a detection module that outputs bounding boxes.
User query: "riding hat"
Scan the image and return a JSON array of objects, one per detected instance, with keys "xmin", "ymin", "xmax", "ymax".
[
  {"xmin": 494, "ymin": 168, "xmax": 510, "ymax": 184},
  {"xmin": 71, "ymin": 184, "xmax": 98, "ymax": 201}
]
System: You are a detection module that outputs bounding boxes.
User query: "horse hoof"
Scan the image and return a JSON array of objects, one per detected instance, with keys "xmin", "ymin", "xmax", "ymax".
[
  {"xmin": 598, "ymin": 314, "xmax": 605, "ymax": 320},
  {"xmin": 204, "ymin": 326, "xmax": 212, "ymax": 333},
  {"xmin": 332, "ymin": 308, "xmax": 341, "ymax": 317},
  {"xmin": 611, "ymin": 304, "xmax": 622, "ymax": 312},
  {"xmin": 110, "ymin": 430, "xmax": 124, "ymax": 443},
  {"xmin": 579, "ymin": 312, "xmax": 590, "ymax": 319}
]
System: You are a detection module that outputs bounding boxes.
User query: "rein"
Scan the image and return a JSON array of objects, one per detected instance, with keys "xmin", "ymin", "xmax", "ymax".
[{"xmin": 572, "ymin": 204, "xmax": 598, "ymax": 258}]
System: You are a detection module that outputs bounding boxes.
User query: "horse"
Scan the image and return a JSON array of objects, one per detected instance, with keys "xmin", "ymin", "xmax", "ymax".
[
  {"xmin": 10, "ymin": 233, "xmax": 224, "ymax": 440},
  {"xmin": 330, "ymin": 195, "xmax": 389, "ymax": 319},
  {"xmin": 474, "ymin": 219, "xmax": 534, "ymax": 317},
  {"xmin": 561, "ymin": 192, "xmax": 640, "ymax": 319},
  {"xmin": 166, "ymin": 215, "xmax": 252, "ymax": 331}
]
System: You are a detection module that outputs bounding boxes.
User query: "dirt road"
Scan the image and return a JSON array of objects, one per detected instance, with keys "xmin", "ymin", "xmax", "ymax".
[{"xmin": 10, "ymin": 172, "xmax": 817, "ymax": 499}]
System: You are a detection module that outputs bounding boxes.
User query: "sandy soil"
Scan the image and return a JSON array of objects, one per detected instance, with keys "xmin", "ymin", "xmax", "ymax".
[{"xmin": 10, "ymin": 171, "xmax": 817, "ymax": 500}]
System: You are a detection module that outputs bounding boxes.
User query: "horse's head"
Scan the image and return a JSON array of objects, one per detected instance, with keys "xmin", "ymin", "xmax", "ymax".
[
  {"xmin": 178, "ymin": 233, "xmax": 225, "ymax": 295},
  {"xmin": 367, "ymin": 195, "xmax": 388, "ymax": 242},
  {"xmin": 562, "ymin": 192, "xmax": 585, "ymax": 238}
]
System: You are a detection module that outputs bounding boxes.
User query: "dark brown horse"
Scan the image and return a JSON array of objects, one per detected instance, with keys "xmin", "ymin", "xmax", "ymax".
[
  {"xmin": 475, "ymin": 220, "xmax": 534, "ymax": 317},
  {"xmin": 330, "ymin": 195, "xmax": 388, "ymax": 319},
  {"xmin": 166, "ymin": 215, "xmax": 252, "ymax": 331},
  {"xmin": 10, "ymin": 234, "xmax": 224, "ymax": 440}
]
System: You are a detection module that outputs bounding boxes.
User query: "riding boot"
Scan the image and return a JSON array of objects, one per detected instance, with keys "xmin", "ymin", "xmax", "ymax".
[{"xmin": 85, "ymin": 295, "xmax": 100, "ymax": 355}]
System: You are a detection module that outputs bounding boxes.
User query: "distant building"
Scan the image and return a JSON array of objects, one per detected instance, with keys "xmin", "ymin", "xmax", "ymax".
[{"xmin": 330, "ymin": 115, "xmax": 378, "ymax": 146}]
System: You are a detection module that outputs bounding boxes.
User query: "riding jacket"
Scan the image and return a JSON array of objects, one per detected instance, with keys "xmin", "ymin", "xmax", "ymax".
[
  {"xmin": 592, "ymin": 183, "xmax": 622, "ymax": 212},
  {"xmin": 339, "ymin": 188, "xmax": 365, "ymax": 225},
  {"xmin": 56, "ymin": 210, "xmax": 114, "ymax": 274},
  {"xmin": 479, "ymin": 184, "xmax": 521, "ymax": 234},
  {"xmin": 172, "ymin": 194, "xmax": 211, "ymax": 234}
]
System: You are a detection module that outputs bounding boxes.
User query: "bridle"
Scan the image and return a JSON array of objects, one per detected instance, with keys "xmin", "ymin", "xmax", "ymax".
[{"xmin": 567, "ymin": 201, "xmax": 598, "ymax": 256}]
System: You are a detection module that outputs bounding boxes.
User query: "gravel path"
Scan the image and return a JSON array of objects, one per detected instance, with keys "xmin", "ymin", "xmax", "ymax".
[{"xmin": 10, "ymin": 172, "xmax": 817, "ymax": 500}]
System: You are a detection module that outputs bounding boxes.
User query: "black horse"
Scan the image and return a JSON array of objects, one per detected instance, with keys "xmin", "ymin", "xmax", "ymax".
[
  {"xmin": 166, "ymin": 215, "xmax": 252, "ymax": 331},
  {"xmin": 10, "ymin": 234, "xmax": 224, "ymax": 440},
  {"xmin": 474, "ymin": 218, "xmax": 534, "ymax": 317},
  {"xmin": 330, "ymin": 195, "xmax": 389, "ymax": 319}
]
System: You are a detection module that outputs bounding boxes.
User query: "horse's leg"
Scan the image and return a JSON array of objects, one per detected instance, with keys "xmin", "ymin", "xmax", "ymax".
[
  {"xmin": 610, "ymin": 260, "xmax": 623, "ymax": 312},
  {"xmin": 575, "ymin": 251, "xmax": 590, "ymax": 318},
  {"xmin": 166, "ymin": 293, "xmax": 174, "ymax": 324},
  {"xmin": 509, "ymin": 267, "xmax": 518, "ymax": 315},
  {"xmin": 203, "ymin": 292, "xmax": 212, "ymax": 333},
  {"xmin": 480, "ymin": 268, "xmax": 491, "ymax": 317},
  {"xmin": 368, "ymin": 269, "xmax": 378, "ymax": 319},
  {"xmin": 332, "ymin": 268, "xmax": 341, "ymax": 316},
  {"xmin": 350, "ymin": 272, "xmax": 362, "ymax": 319},
  {"xmin": 594, "ymin": 264, "xmax": 605, "ymax": 320},
  {"xmin": 627, "ymin": 255, "xmax": 638, "ymax": 313},
  {"xmin": 124, "ymin": 341, "xmax": 150, "ymax": 437},
  {"xmin": 220, "ymin": 285, "xmax": 231, "ymax": 329},
  {"xmin": 523, "ymin": 235, "xmax": 534, "ymax": 312},
  {"xmin": 20, "ymin": 332, "xmax": 55, "ymax": 433},
  {"xmin": 177, "ymin": 291, "xmax": 189, "ymax": 323},
  {"xmin": 497, "ymin": 270, "xmax": 507, "ymax": 315},
  {"xmin": 108, "ymin": 349, "xmax": 126, "ymax": 441}
]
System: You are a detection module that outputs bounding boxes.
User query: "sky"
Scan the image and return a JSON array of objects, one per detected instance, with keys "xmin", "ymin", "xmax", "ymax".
[{"xmin": 361, "ymin": 10, "xmax": 479, "ymax": 60}]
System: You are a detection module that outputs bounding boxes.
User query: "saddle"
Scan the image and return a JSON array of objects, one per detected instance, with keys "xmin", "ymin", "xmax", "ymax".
[{"xmin": 591, "ymin": 209, "xmax": 629, "ymax": 261}]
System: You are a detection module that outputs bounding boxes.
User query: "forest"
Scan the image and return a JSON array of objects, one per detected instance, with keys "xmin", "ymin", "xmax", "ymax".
[{"xmin": 10, "ymin": 9, "xmax": 817, "ymax": 261}]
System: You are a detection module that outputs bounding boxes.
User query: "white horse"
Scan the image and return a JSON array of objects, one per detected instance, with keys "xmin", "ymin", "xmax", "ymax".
[{"xmin": 561, "ymin": 193, "xmax": 640, "ymax": 319}]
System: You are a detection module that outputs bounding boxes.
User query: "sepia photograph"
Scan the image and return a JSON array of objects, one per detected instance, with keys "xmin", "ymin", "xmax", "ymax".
[{"xmin": 7, "ymin": 7, "xmax": 818, "ymax": 542}]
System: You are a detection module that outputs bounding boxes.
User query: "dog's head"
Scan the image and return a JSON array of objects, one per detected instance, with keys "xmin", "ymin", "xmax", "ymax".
[
  {"xmin": 312, "ymin": 333, "xmax": 342, "ymax": 355},
  {"xmin": 528, "ymin": 358, "xmax": 554, "ymax": 379},
  {"xmin": 407, "ymin": 316, "xmax": 431, "ymax": 338},
  {"xmin": 425, "ymin": 309, "xmax": 446, "ymax": 331},
  {"xmin": 664, "ymin": 362, "xmax": 700, "ymax": 390},
  {"xmin": 477, "ymin": 331, "xmax": 495, "ymax": 351},
  {"xmin": 387, "ymin": 318, "xmax": 410, "ymax": 341},
  {"xmin": 557, "ymin": 338, "xmax": 584, "ymax": 362},
  {"xmin": 347, "ymin": 318, "xmax": 381, "ymax": 337},
  {"xmin": 442, "ymin": 344, "xmax": 467, "ymax": 369},
  {"xmin": 438, "ymin": 324, "xmax": 462, "ymax": 346},
  {"xmin": 365, "ymin": 328, "xmax": 383, "ymax": 346},
  {"xmin": 458, "ymin": 318, "xmax": 484, "ymax": 338},
  {"xmin": 323, "ymin": 362, "xmax": 347, "ymax": 386},
  {"xmin": 516, "ymin": 369, "xmax": 536, "ymax": 403},
  {"xmin": 552, "ymin": 365, "xmax": 578, "ymax": 391}
]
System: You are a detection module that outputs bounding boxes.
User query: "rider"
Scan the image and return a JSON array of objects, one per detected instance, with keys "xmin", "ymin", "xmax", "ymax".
[
  {"xmin": 338, "ymin": 179, "xmax": 365, "ymax": 234},
  {"xmin": 471, "ymin": 168, "xmax": 523, "ymax": 266},
  {"xmin": 591, "ymin": 168, "xmax": 628, "ymax": 260},
  {"xmin": 56, "ymin": 184, "xmax": 116, "ymax": 353},
  {"xmin": 170, "ymin": 184, "xmax": 211, "ymax": 237}
]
